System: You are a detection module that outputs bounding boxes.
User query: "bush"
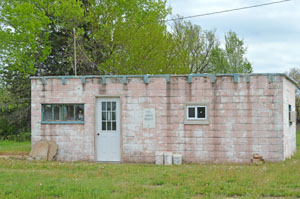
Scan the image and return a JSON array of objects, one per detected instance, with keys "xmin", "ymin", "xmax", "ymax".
[
  {"xmin": 6, "ymin": 132, "xmax": 31, "ymax": 142},
  {"xmin": 0, "ymin": 117, "xmax": 30, "ymax": 141}
]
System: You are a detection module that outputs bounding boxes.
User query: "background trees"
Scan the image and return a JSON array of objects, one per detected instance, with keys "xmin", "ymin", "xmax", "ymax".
[
  {"xmin": 0, "ymin": 0, "xmax": 253, "ymax": 139},
  {"xmin": 170, "ymin": 19, "xmax": 252, "ymax": 74},
  {"xmin": 170, "ymin": 18, "xmax": 217, "ymax": 74},
  {"xmin": 210, "ymin": 31, "xmax": 252, "ymax": 73},
  {"xmin": 287, "ymin": 66, "xmax": 300, "ymax": 125}
]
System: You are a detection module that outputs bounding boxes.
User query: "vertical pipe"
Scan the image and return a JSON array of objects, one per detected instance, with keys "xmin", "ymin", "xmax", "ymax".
[{"xmin": 73, "ymin": 28, "xmax": 77, "ymax": 76}]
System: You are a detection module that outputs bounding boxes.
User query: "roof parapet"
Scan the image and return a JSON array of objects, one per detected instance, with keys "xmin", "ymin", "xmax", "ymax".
[{"xmin": 30, "ymin": 73, "xmax": 299, "ymax": 89}]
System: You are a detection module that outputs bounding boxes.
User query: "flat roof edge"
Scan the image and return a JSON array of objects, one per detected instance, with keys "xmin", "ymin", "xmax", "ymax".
[{"xmin": 30, "ymin": 73, "xmax": 299, "ymax": 89}]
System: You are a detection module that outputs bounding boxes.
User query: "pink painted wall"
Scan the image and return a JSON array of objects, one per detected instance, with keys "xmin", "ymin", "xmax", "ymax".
[
  {"xmin": 31, "ymin": 74, "xmax": 297, "ymax": 163},
  {"xmin": 283, "ymin": 78, "xmax": 297, "ymax": 159}
]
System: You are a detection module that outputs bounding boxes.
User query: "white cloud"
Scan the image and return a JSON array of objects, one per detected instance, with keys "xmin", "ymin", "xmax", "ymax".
[
  {"xmin": 166, "ymin": 0, "xmax": 300, "ymax": 73},
  {"xmin": 247, "ymin": 41, "xmax": 300, "ymax": 73}
]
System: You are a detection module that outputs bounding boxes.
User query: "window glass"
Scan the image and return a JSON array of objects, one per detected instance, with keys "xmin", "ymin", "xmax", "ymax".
[
  {"xmin": 112, "ymin": 102, "xmax": 116, "ymax": 111},
  {"xmin": 44, "ymin": 105, "xmax": 52, "ymax": 121},
  {"xmin": 112, "ymin": 122, "xmax": 116, "ymax": 130},
  {"xmin": 102, "ymin": 112, "xmax": 106, "ymax": 121},
  {"xmin": 102, "ymin": 102, "xmax": 106, "ymax": 111},
  {"xmin": 188, "ymin": 107, "xmax": 195, "ymax": 118},
  {"xmin": 107, "ymin": 122, "xmax": 111, "ymax": 130},
  {"xmin": 65, "ymin": 105, "xmax": 74, "ymax": 120},
  {"xmin": 76, "ymin": 105, "xmax": 84, "ymax": 121},
  {"xmin": 102, "ymin": 122, "xmax": 106, "ymax": 130},
  {"xmin": 107, "ymin": 102, "xmax": 111, "ymax": 111},
  {"xmin": 197, "ymin": 107, "xmax": 206, "ymax": 118},
  {"xmin": 289, "ymin": 104, "xmax": 292, "ymax": 124},
  {"xmin": 112, "ymin": 112, "xmax": 116, "ymax": 120},
  {"xmin": 53, "ymin": 105, "xmax": 60, "ymax": 120}
]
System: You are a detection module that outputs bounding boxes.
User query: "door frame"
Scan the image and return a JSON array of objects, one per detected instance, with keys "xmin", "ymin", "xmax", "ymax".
[{"xmin": 94, "ymin": 95, "xmax": 122, "ymax": 162}]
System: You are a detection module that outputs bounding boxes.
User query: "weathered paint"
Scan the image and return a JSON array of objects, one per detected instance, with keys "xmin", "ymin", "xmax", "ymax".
[
  {"xmin": 31, "ymin": 74, "xmax": 297, "ymax": 163},
  {"xmin": 282, "ymin": 77, "xmax": 297, "ymax": 159}
]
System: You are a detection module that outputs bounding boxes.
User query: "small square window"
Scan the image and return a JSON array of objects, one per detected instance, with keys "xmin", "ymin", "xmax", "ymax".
[{"xmin": 184, "ymin": 103, "xmax": 209, "ymax": 124}]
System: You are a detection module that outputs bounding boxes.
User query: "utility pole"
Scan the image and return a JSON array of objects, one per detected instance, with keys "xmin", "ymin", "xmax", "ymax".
[{"xmin": 73, "ymin": 28, "xmax": 77, "ymax": 76}]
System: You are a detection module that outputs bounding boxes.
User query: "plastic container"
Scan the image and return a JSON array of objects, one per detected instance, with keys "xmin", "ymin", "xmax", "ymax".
[
  {"xmin": 155, "ymin": 152, "xmax": 164, "ymax": 165},
  {"xmin": 173, "ymin": 154, "xmax": 182, "ymax": 165},
  {"xmin": 164, "ymin": 152, "xmax": 173, "ymax": 165}
]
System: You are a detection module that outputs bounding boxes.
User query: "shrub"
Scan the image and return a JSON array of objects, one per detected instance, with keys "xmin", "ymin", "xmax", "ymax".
[
  {"xmin": 6, "ymin": 132, "xmax": 31, "ymax": 142},
  {"xmin": 0, "ymin": 116, "xmax": 30, "ymax": 141}
]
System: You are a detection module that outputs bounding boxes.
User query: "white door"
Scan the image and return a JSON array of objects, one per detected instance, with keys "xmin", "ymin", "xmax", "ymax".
[{"xmin": 96, "ymin": 98, "xmax": 120, "ymax": 161}]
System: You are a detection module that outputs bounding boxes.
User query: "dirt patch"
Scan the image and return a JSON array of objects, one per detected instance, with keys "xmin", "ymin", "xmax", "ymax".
[
  {"xmin": 0, "ymin": 151, "xmax": 29, "ymax": 155},
  {"xmin": 0, "ymin": 154, "xmax": 31, "ymax": 160}
]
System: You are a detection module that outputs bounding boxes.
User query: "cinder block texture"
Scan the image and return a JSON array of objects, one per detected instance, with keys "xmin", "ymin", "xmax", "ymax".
[{"xmin": 31, "ymin": 74, "xmax": 297, "ymax": 163}]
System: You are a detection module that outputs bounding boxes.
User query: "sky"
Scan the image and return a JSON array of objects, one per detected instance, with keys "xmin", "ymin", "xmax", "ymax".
[{"xmin": 166, "ymin": 0, "xmax": 300, "ymax": 73}]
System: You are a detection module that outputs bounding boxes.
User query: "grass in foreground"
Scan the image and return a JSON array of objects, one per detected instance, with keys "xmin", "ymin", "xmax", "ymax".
[
  {"xmin": 0, "ymin": 140, "xmax": 30, "ymax": 155},
  {"xmin": 0, "ymin": 133, "xmax": 299, "ymax": 199}
]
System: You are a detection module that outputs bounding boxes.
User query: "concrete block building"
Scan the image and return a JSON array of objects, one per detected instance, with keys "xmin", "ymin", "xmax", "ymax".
[{"xmin": 31, "ymin": 73, "xmax": 297, "ymax": 163}]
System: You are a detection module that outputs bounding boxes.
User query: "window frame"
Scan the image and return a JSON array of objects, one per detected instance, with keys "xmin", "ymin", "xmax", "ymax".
[
  {"xmin": 41, "ymin": 104, "xmax": 84, "ymax": 124},
  {"xmin": 184, "ymin": 103, "xmax": 209, "ymax": 125}
]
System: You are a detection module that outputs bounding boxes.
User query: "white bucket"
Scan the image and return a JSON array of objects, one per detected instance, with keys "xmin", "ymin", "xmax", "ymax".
[
  {"xmin": 164, "ymin": 152, "xmax": 173, "ymax": 165},
  {"xmin": 173, "ymin": 154, "xmax": 182, "ymax": 165},
  {"xmin": 155, "ymin": 152, "xmax": 164, "ymax": 165}
]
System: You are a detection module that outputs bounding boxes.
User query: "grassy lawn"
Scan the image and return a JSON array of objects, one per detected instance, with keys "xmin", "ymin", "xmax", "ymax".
[
  {"xmin": 0, "ymin": 140, "xmax": 31, "ymax": 155},
  {"xmin": 0, "ymin": 133, "xmax": 299, "ymax": 199}
]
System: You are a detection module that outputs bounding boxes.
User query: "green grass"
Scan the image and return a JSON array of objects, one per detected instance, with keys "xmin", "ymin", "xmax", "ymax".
[
  {"xmin": 0, "ymin": 133, "xmax": 299, "ymax": 199},
  {"xmin": 0, "ymin": 140, "xmax": 31, "ymax": 155}
]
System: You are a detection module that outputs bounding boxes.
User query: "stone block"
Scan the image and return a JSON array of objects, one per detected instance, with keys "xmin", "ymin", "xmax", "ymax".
[
  {"xmin": 30, "ymin": 140, "xmax": 58, "ymax": 161},
  {"xmin": 30, "ymin": 141, "xmax": 49, "ymax": 160},
  {"xmin": 47, "ymin": 141, "xmax": 58, "ymax": 161}
]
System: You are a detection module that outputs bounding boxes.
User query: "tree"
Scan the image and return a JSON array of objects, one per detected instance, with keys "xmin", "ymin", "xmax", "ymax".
[
  {"xmin": 287, "ymin": 66, "xmax": 300, "ymax": 123},
  {"xmin": 0, "ymin": 0, "xmax": 173, "ymax": 139},
  {"xmin": 210, "ymin": 31, "xmax": 252, "ymax": 73},
  {"xmin": 0, "ymin": 0, "xmax": 175, "ymax": 76},
  {"xmin": 170, "ymin": 18, "xmax": 252, "ymax": 74},
  {"xmin": 0, "ymin": 1, "xmax": 254, "ymax": 139},
  {"xmin": 170, "ymin": 18, "xmax": 217, "ymax": 73}
]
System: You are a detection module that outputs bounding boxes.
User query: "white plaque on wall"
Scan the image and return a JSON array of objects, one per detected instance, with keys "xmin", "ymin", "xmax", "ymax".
[{"xmin": 143, "ymin": 108, "xmax": 156, "ymax": 128}]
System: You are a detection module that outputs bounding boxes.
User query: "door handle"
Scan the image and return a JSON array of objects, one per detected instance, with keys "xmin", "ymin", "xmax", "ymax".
[{"xmin": 97, "ymin": 133, "xmax": 100, "ymax": 136}]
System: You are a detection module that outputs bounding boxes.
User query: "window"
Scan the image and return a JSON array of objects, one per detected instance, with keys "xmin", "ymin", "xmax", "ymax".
[
  {"xmin": 289, "ymin": 104, "xmax": 291, "ymax": 124},
  {"xmin": 42, "ymin": 104, "xmax": 84, "ymax": 123},
  {"xmin": 184, "ymin": 103, "xmax": 209, "ymax": 124},
  {"xmin": 101, "ymin": 101, "xmax": 117, "ymax": 131},
  {"xmin": 288, "ymin": 104, "xmax": 297, "ymax": 125},
  {"xmin": 187, "ymin": 106, "xmax": 207, "ymax": 120}
]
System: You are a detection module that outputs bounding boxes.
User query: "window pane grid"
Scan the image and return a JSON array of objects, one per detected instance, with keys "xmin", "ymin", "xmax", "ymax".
[{"xmin": 101, "ymin": 101, "xmax": 117, "ymax": 131}]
